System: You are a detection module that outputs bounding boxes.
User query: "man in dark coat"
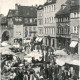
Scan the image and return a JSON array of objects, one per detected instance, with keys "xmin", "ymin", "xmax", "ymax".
[{"xmin": 18, "ymin": 69, "xmax": 23, "ymax": 80}]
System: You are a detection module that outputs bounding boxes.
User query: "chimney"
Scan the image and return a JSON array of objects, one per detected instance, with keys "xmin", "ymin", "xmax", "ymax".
[
  {"xmin": 15, "ymin": 3, "xmax": 18, "ymax": 10},
  {"xmin": 35, "ymin": 4, "xmax": 38, "ymax": 8}
]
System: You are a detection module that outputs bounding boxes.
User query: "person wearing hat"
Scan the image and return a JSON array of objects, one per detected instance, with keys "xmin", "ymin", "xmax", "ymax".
[
  {"xmin": 18, "ymin": 68, "xmax": 24, "ymax": 80},
  {"xmin": 10, "ymin": 69, "xmax": 16, "ymax": 80}
]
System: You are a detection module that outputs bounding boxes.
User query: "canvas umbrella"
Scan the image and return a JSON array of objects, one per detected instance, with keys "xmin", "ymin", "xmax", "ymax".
[
  {"xmin": 56, "ymin": 59, "xmax": 65, "ymax": 66},
  {"xmin": 24, "ymin": 57, "xmax": 32, "ymax": 63},
  {"xmin": 1, "ymin": 41, "xmax": 9, "ymax": 47},
  {"xmin": 54, "ymin": 50, "xmax": 68, "ymax": 56}
]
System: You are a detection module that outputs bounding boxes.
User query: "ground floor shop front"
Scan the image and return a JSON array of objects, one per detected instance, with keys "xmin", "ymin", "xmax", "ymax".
[
  {"xmin": 43, "ymin": 36, "xmax": 57, "ymax": 49},
  {"xmin": 57, "ymin": 37, "xmax": 70, "ymax": 52}
]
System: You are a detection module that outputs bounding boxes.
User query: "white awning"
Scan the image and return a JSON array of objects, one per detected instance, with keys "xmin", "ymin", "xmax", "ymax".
[
  {"xmin": 36, "ymin": 37, "xmax": 39, "ymax": 42},
  {"xmin": 69, "ymin": 41, "xmax": 78, "ymax": 48},
  {"xmin": 38, "ymin": 38, "xmax": 43, "ymax": 42},
  {"xmin": 54, "ymin": 50, "xmax": 68, "ymax": 56}
]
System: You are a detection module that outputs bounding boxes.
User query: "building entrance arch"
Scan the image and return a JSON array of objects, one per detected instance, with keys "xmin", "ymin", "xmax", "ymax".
[{"xmin": 2, "ymin": 31, "xmax": 9, "ymax": 41}]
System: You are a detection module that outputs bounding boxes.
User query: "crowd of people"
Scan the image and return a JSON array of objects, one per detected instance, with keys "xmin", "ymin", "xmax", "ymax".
[{"xmin": 1, "ymin": 40, "xmax": 79, "ymax": 80}]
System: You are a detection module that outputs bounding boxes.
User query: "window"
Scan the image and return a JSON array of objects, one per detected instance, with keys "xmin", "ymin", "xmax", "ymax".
[
  {"xmin": 47, "ymin": 18, "xmax": 49, "ymax": 24},
  {"xmin": 45, "ymin": 7, "xmax": 46, "ymax": 12},
  {"xmin": 59, "ymin": 18, "xmax": 60, "ymax": 22},
  {"xmin": 52, "ymin": 5, "xmax": 53, "ymax": 11},
  {"xmin": 49, "ymin": 6, "xmax": 51, "ymax": 12},
  {"xmin": 47, "ymin": 6, "xmax": 48, "ymax": 12},
  {"xmin": 39, "ymin": 13, "xmax": 43, "ymax": 17},
  {"xmin": 30, "ymin": 18, "xmax": 32, "ymax": 23},
  {"xmin": 29, "ymin": 33, "xmax": 31, "ymax": 37},
  {"xmin": 54, "ymin": 5, "xmax": 55, "ymax": 11},
  {"xmin": 71, "ymin": 13, "xmax": 74, "ymax": 18},
  {"xmin": 45, "ymin": 28, "xmax": 46, "ymax": 34},
  {"xmin": 45, "ymin": 18, "xmax": 46, "ymax": 24},
  {"xmin": 15, "ymin": 17, "xmax": 18, "ymax": 21},
  {"xmin": 50, "ymin": 17, "xmax": 51, "ymax": 23},
  {"xmin": 34, "ymin": 18, "xmax": 37, "ymax": 23},
  {"xmin": 52, "ymin": 28, "xmax": 54, "ymax": 34},
  {"xmin": 73, "ymin": 26, "xmax": 78, "ymax": 33},
  {"xmin": 29, "ymin": 27, "xmax": 32, "ymax": 31},
  {"xmin": 33, "ymin": 27, "xmax": 36, "ymax": 30},
  {"xmin": 18, "ymin": 18, "xmax": 22, "ymax": 21},
  {"xmin": 74, "ymin": 12, "xmax": 76, "ymax": 17},
  {"xmin": 39, "ymin": 29, "xmax": 42, "ymax": 34},
  {"xmin": 62, "ymin": 18, "xmax": 63, "ymax": 22},
  {"xmin": 46, "ymin": 28, "xmax": 48, "ymax": 34},
  {"xmin": 57, "ymin": 28, "xmax": 59, "ymax": 34},
  {"xmin": 58, "ymin": 28, "xmax": 59, "ymax": 34},
  {"xmin": 25, "ymin": 18, "xmax": 28, "ymax": 23},
  {"xmin": 76, "ymin": 12, "xmax": 78, "ymax": 17},
  {"xmin": 52, "ymin": 17, "xmax": 53, "ymax": 23},
  {"xmin": 38, "ymin": 19, "xmax": 42, "ymax": 25},
  {"xmin": 60, "ymin": 18, "xmax": 61, "ymax": 22}
]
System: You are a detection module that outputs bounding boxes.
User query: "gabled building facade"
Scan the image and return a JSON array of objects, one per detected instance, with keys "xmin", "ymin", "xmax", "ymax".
[
  {"xmin": 7, "ymin": 9, "xmax": 24, "ymax": 43},
  {"xmin": 55, "ymin": 3, "xmax": 70, "ymax": 51},
  {"xmin": 18, "ymin": 5, "xmax": 37, "ymax": 39},
  {"xmin": 7, "ymin": 4, "xmax": 37, "ymax": 43},
  {"xmin": 69, "ymin": 0, "xmax": 79, "ymax": 54}
]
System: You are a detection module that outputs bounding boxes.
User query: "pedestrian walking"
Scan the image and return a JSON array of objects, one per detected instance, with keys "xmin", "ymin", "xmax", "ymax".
[
  {"xmin": 10, "ymin": 70, "xmax": 16, "ymax": 80},
  {"xmin": 18, "ymin": 69, "xmax": 23, "ymax": 80},
  {"xmin": 23, "ymin": 71, "xmax": 28, "ymax": 80}
]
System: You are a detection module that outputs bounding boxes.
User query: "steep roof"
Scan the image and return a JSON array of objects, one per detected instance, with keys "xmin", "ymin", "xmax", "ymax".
[
  {"xmin": 7, "ymin": 5, "xmax": 37, "ymax": 18},
  {"xmin": 71, "ymin": 0, "xmax": 79, "ymax": 6},
  {"xmin": 70, "ymin": 0, "xmax": 80, "ymax": 12},
  {"xmin": 7, "ymin": 9, "xmax": 18, "ymax": 17},
  {"xmin": 44, "ymin": 0, "xmax": 57, "ymax": 6},
  {"xmin": 56, "ymin": 4, "xmax": 70, "ymax": 17},
  {"xmin": 18, "ymin": 5, "xmax": 37, "ymax": 18}
]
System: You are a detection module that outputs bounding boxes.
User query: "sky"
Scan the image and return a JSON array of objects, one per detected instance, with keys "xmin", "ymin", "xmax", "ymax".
[{"xmin": 0, "ymin": 0, "xmax": 46, "ymax": 16}]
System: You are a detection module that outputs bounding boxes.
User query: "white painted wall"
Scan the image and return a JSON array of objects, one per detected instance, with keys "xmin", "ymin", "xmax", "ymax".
[{"xmin": 13, "ymin": 25, "xmax": 24, "ymax": 39}]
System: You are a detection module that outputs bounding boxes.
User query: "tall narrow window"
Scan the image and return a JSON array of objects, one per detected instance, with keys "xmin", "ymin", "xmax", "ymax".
[
  {"xmin": 30, "ymin": 18, "xmax": 32, "ymax": 23},
  {"xmin": 52, "ymin": 17, "xmax": 53, "ymax": 23},
  {"xmin": 45, "ymin": 18, "xmax": 46, "ymax": 24},
  {"xmin": 52, "ymin": 5, "xmax": 53, "ymax": 11},
  {"xmin": 54, "ymin": 5, "xmax": 55, "ymax": 11}
]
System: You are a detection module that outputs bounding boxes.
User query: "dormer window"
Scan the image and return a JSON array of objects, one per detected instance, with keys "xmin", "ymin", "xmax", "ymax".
[
  {"xmin": 25, "ymin": 18, "xmax": 28, "ymax": 23},
  {"xmin": 15, "ymin": 17, "xmax": 18, "ymax": 21},
  {"xmin": 19, "ymin": 18, "xmax": 22, "ymax": 21},
  {"xmin": 30, "ymin": 18, "xmax": 32, "ymax": 23},
  {"xmin": 61, "ymin": 5, "xmax": 66, "ymax": 10}
]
